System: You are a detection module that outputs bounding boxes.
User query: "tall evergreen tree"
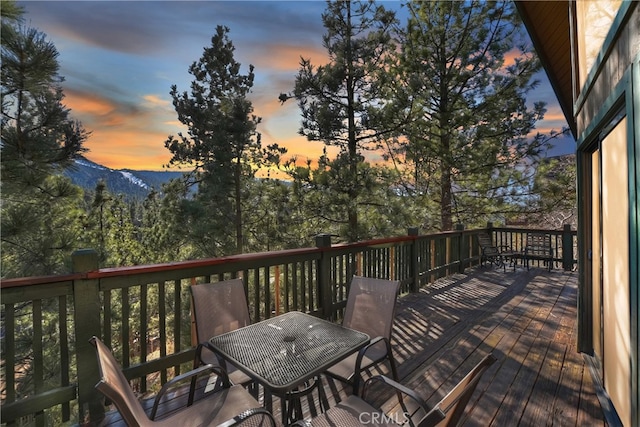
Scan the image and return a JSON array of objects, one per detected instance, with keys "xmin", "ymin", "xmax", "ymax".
[
  {"xmin": 1, "ymin": 5, "xmax": 88, "ymax": 276},
  {"xmin": 288, "ymin": 0, "xmax": 397, "ymax": 242},
  {"xmin": 139, "ymin": 179, "xmax": 196, "ymax": 262},
  {"xmin": 388, "ymin": 0, "xmax": 549, "ymax": 231},
  {"xmin": 530, "ymin": 153, "xmax": 577, "ymax": 229},
  {"xmin": 165, "ymin": 25, "xmax": 284, "ymax": 255},
  {"xmin": 80, "ymin": 182, "xmax": 144, "ymax": 268},
  {"xmin": 281, "ymin": 149, "xmax": 412, "ymax": 242}
]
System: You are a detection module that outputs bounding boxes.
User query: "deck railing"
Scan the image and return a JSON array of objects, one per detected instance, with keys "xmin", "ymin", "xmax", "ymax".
[{"xmin": 0, "ymin": 225, "xmax": 577, "ymax": 426}]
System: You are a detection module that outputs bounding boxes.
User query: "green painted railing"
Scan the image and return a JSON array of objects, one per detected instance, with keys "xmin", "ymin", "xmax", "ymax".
[{"xmin": 0, "ymin": 225, "xmax": 577, "ymax": 425}]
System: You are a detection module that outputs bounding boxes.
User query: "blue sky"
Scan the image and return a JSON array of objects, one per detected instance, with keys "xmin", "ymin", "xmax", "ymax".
[{"xmin": 19, "ymin": 1, "xmax": 574, "ymax": 172}]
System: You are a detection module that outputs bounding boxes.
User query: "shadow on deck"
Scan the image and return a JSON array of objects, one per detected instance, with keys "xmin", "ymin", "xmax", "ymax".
[{"xmin": 102, "ymin": 266, "xmax": 606, "ymax": 426}]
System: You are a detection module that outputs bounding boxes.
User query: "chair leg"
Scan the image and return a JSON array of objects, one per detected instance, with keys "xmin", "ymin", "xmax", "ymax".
[
  {"xmin": 244, "ymin": 381, "xmax": 259, "ymax": 399},
  {"xmin": 281, "ymin": 397, "xmax": 289, "ymax": 426},
  {"xmin": 264, "ymin": 388, "xmax": 273, "ymax": 416},
  {"xmin": 316, "ymin": 377, "xmax": 328, "ymax": 414},
  {"xmin": 388, "ymin": 353, "xmax": 399, "ymax": 383}
]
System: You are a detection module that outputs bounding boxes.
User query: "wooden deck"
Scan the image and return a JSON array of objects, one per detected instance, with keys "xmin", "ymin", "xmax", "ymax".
[{"xmin": 101, "ymin": 266, "xmax": 606, "ymax": 426}]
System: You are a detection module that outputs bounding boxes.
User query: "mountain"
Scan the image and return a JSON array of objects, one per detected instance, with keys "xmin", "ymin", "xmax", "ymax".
[{"xmin": 62, "ymin": 157, "xmax": 186, "ymax": 200}]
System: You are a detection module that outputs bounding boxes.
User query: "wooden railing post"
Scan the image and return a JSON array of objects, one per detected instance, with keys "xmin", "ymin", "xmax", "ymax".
[
  {"xmin": 562, "ymin": 224, "xmax": 574, "ymax": 271},
  {"xmin": 456, "ymin": 224, "xmax": 465, "ymax": 273},
  {"xmin": 72, "ymin": 249, "xmax": 104, "ymax": 423},
  {"xmin": 315, "ymin": 234, "xmax": 333, "ymax": 320},
  {"xmin": 408, "ymin": 227, "xmax": 420, "ymax": 292}
]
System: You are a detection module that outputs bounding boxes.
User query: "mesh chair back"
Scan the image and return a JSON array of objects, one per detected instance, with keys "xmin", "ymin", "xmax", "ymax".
[
  {"xmin": 90, "ymin": 336, "xmax": 150, "ymax": 425},
  {"xmin": 190, "ymin": 278, "xmax": 251, "ymax": 342},
  {"xmin": 422, "ymin": 353, "xmax": 497, "ymax": 427},
  {"xmin": 343, "ymin": 276, "xmax": 401, "ymax": 341}
]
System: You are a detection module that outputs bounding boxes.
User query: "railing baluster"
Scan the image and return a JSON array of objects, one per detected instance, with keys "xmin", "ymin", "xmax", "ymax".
[
  {"xmin": 139, "ymin": 283, "xmax": 147, "ymax": 393},
  {"xmin": 306, "ymin": 261, "xmax": 313, "ymax": 313},
  {"xmin": 274, "ymin": 265, "xmax": 281, "ymax": 315},
  {"xmin": 158, "ymin": 281, "xmax": 167, "ymax": 384},
  {"xmin": 33, "ymin": 300, "xmax": 43, "ymax": 413},
  {"xmin": 121, "ymin": 287, "xmax": 130, "ymax": 370},
  {"xmin": 5, "ymin": 303, "xmax": 16, "ymax": 403},
  {"xmin": 292, "ymin": 263, "xmax": 299, "ymax": 311},
  {"xmin": 103, "ymin": 289, "xmax": 111, "ymax": 349},
  {"xmin": 286, "ymin": 264, "xmax": 292, "ymax": 312},
  {"xmin": 173, "ymin": 279, "xmax": 181, "ymax": 376},
  {"xmin": 59, "ymin": 295, "xmax": 70, "ymax": 421},
  {"xmin": 283, "ymin": 264, "xmax": 288, "ymax": 313},
  {"xmin": 264, "ymin": 266, "xmax": 271, "ymax": 319},
  {"xmin": 253, "ymin": 269, "xmax": 260, "ymax": 321}
]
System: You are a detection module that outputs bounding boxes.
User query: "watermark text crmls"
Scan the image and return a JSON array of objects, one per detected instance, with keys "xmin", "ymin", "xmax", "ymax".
[{"xmin": 358, "ymin": 412, "xmax": 410, "ymax": 424}]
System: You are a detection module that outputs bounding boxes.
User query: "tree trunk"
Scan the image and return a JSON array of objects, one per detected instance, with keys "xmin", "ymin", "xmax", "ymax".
[
  {"xmin": 346, "ymin": 2, "xmax": 359, "ymax": 242},
  {"xmin": 440, "ymin": 159, "xmax": 453, "ymax": 231},
  {"xmin": 234, "ymin": 157, "xmax": 243, "ymax": 253}
]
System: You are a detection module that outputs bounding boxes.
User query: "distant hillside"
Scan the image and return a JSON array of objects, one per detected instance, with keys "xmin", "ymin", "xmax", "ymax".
[{"xmin": 62, "ymin": 157, "xmax": 187, "ymax": 200}]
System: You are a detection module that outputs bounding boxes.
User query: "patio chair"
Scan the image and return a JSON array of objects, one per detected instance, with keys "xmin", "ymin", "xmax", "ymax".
[
  {"xmin": 190, "ymin": 278, "xmax": 254, "ymax": 388},
  {"xmin": 324, "ymin": 275, "xmax": 401, "ymax": 395},
  {"xmin": 478, "ymin": 232, "xmax": 504, "ymax": 268},
  {"xmin": 478, "ymin": 232, "xmax": 519, "ymax": 271},
  {"xmin": 294, "ymin": 353, "xmax": 496, "ymax": 427},
  {"xmin": 90, "ymin": 336, "xmax": 276, "ymax": 426}
]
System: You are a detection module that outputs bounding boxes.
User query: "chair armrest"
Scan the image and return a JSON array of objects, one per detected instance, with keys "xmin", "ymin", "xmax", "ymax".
[
  {"xmin": 193, "ymin": 342, "xmax": 206, "ymax": 367},
  {"xmin": 352, "ymin": 336, "xmax": 393, "ymax": 394},
  {"xmin": 361, "ymin": 375, "xmax": 443, "ymax": 425},
  {"xmin": 150, "ymin": 364, "xmax": 230, "ymax": 420},
  {"xmin": 362, "ymin": 374, "xmax": 429, "ymax": 409},
  {"xmin": 217, "ymin": 406, "xmax": 277, "ymax": 427},
  {"xmin": 201, "ymin": 341, "xmax": 231, "ymax": 371}
]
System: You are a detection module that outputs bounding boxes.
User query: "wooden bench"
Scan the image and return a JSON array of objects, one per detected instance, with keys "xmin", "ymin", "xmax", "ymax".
[{"xmin": 524, "ymin": 233, "xmax": 553, "ymax": 271}]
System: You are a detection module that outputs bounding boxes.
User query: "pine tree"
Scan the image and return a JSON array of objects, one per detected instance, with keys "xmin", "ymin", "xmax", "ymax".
[
  {"xmin": 530, "ymin": 153, "xmax": 577, "ymax": 229},
  {"xmin": 288, "ymin": 0, "xmax": 397, "ymax": 242},
  {"xmin": 1, "ymin": 7, "xmax": 88, "ymax": 276},
  {"xmin": 389, "ymin": 0, "xmax": 549, "ymax": 230},
  {"xmin": 165, "ymin": 25, "xmax": 284, "ymax": 255}
]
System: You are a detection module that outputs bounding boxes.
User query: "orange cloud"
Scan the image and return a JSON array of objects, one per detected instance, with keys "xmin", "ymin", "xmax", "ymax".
[
  {"xmin": 63, "ymin": 89, "xmax": 184, "ymax": 171},
  {"xmin": 80, "ymin": 127, "xmax": 176, "ymax": 171},
  {"xmin": 503, "ymin": 48, "xmax": 520, "ymax": 68},
  {"xmin": 251, "ymin": 43, "xmax": 329, "ymax": 73},
  {"xmin": 143, "ymin": 94, "xmax": 171, "ymax": 107},
  {"xmin": 65, "ymin": 93, "xmax": 115, "ymax": 117}
]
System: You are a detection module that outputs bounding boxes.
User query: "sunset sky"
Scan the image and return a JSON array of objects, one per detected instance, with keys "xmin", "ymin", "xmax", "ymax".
[{"xmin": 19, "ymin": 1, "xmax": 574, "ymax": 172}]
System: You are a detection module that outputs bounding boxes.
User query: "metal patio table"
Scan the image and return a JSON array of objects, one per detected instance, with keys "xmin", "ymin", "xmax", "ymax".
[{"xmin": 207, "ymin": 311, "xmax": 370, "ymax": 424}]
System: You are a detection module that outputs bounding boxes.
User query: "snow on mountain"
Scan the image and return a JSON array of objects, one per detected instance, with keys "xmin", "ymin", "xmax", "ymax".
[
  {"xmin": 64, "ymin": 157, "xmax": 184, "ymax": 200},
  {"xmin": 74, "ymin": 158, "xmax": 107, "ymax": 171},
  {"xmin": 119, "ymin": 171, "xmax": 150, "ymax": 190}
]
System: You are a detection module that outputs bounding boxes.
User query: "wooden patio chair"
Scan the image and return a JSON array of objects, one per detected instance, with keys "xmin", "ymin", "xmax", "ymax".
[
  {"xmin": 190, "ymin": 278, "xmax": 254, "ymax": 388},
  {"xmin": 294, "ymin": 353, "xmax": 497, "ymax": 427},
  {"xmin": 524, "ymin": 232, "xmax": 553, "ymax": 271},
  {"xmin": 90, "ymin": 336, "xmax": 276, "ymax": 426},
  {"xmin": 324, "ymin": 275, "xmax": 401, "ymax": 395}
]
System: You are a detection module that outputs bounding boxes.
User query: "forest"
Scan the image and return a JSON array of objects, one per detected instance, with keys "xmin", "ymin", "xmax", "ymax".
[{"xmin": 1, "ymin": 0, "xmax": 577, "ymax": 280}]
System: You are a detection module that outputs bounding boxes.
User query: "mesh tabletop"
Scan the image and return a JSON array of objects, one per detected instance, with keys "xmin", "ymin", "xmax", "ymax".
[{"xmin": 208, "ymin": 311, "xmax": 370, "ymax": 393}]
